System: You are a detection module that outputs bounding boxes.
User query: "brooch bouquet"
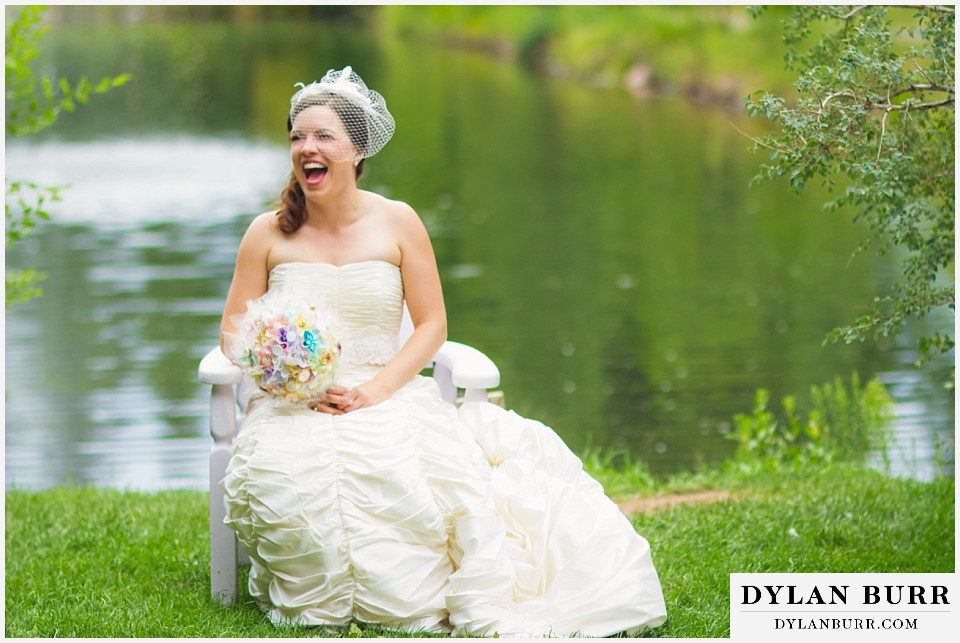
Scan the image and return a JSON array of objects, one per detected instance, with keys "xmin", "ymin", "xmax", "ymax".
[{"xmin": 229, "ymin": 295, "xmax": 341, "ymax": 404}]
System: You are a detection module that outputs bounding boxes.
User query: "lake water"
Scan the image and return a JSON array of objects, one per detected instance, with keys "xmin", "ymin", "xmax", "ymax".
[{"xmin": 5, "ymin": 20, "xmax": 954, "ymax": 490}]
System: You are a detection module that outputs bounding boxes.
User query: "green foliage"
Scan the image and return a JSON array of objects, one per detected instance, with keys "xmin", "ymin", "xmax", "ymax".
[
  {"xmin": 5, "ymin": 181, "xmax": 61, "ymax": 243},
  {"xmin": 5, "ymin": 6, "xmax": 132, "ymax": 137},
  {"xmin": 4, "ymin": 180, "xmax": 61, "ymax": 305},
  {"xmin": 5, "ymin": 5, "xmax": 130, "ymax": 307},
  {"xmin": 745, "ymin": 5, "xmax": 955, "ymax": 367},
  {"xmin": 581, "ymin": 447, "xmax": 657, "ymax": 498},
  {"xmin": 729, "ymin": 388, "xmax": 829, "ymax": 473},
  {"xmin": 380, "ymin": 5, "xmax": 797, "ymax": 96},
  {"xmin": 810, "ymin": 372, "xmax": 894, "ymax": 462},
  {"xmin": 729, "ymin": 373, "xmax": 894, "ymax": 473},
  {"xmin": 5, "ymin": 267, "xmax": 47, "ymax": 307}
]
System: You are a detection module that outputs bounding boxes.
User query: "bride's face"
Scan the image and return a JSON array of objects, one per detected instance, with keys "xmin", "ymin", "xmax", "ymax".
[{"xmin": 290, "ymin": 105, "xmax": 361, "ymax": 192}]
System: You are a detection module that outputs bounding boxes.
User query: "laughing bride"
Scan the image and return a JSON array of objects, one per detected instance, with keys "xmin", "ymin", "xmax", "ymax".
[{"xmin": 218, "ymin": 66, "xmax": 666, "ymax": 637}]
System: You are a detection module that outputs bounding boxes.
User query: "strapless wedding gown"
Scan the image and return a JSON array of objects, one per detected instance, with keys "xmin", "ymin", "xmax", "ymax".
[{"xmin": 221, "ymin": 261, "xmax": 666, "ymax": 637}]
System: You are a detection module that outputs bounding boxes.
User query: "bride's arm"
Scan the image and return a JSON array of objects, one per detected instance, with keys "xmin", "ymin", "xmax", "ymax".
[
  {"xmin": 335, "ymin": 202, "xmax": 447, "ymax": 413},
  {"xmin": 218, "ymin": 213, "xmax": 275, "ymax": 353}
]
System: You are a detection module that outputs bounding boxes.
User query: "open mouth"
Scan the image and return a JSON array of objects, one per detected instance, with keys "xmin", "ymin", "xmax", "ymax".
[{"xmin": 303, "ymin": 161, "xmax": 328, "ymax": 186}]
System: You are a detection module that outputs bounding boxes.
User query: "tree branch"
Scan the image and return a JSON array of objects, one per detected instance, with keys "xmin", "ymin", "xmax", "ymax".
[
  {"xmin": 815, "ymin": 90, "xmax": 860, "ymax": 120},
  {"xmin": 729, "ymin": 121, "xmax": 792, "ymax": 155},
  {"xmin": 905, "ymin": 5, "xmax": 954, "ymax": 13},
  {"xmin": 837, "ymin": 5, "xmax": 870, "ymax": 20},
  {"xmin": 867, "ymin": 97, "xmax": 955, "ymax": 111},
  {"xmin": 876, "ymin": 108, "xmax": 890, "ymax": 162},
  {"xmin": 820, "ymin": 89, "xmax": 860, "ymax": 111},
  {"xmin": 818, "ymin": 4, "xmax": 953, "ymax": 21},
  {"xmin": 812, "ymin": 87, "xmax": 954, "ymax": 115},
  {"xmin": 912, "ymin": 60, "xmax": 936, "ymax": 87},
  {"xmin": 888, "ymin": 83, "xmax": 954, "ymax": 98}
]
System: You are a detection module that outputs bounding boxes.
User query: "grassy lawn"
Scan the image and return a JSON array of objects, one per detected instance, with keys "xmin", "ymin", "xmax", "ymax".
[
  {"xmin": 630, "ymin": 466, "xmax": 954, "ymax": 638},
  {"xmin": 5, "ymin": 462, "xmax": 953, "ymax": 638}
]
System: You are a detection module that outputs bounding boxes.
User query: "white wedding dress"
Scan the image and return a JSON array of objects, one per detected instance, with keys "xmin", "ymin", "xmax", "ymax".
[{"xmin": 221, "ymin": 261, "xmax": 667, "ymax": 637}]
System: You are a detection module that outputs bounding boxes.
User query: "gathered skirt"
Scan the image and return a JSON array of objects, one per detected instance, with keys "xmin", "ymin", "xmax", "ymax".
[{"xmin": 222, "ymin": 372, "xmax": 666, "ymax": 637}]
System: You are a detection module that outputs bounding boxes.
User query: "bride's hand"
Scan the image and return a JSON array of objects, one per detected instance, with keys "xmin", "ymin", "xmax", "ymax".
[
  {"xmin": 311, "ymin": 382, "xmax": 390, "ymax": 414},
  {"xmin": 338, "ymin": 381, "xmax": 391, "ymax": 413},
  {"xmin": 310, "ymin": 385, "xmax": 349, "ymax": 415}
]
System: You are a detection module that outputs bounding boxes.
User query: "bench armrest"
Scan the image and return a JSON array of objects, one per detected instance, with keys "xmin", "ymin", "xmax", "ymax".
[
  {"xmin": 433, "ymin": 340, "xmax": 500, "ymax": 390},
  {"xmin": 198, "ymin": 340, "xmax": 500, "ymax": 405},
  {"xmin": 198, "ymin": 347, "xmax": 243, "ymax": 385}
]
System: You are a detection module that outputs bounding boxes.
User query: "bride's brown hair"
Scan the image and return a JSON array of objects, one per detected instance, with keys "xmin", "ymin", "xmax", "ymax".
[{"xmin": 277, "ymin": 94, "xmax": 368, "ymax": 234}]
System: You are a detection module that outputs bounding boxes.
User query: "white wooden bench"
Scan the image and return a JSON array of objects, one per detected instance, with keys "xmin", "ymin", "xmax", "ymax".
[{"xmin": 197, "ymin": 307, "xmax": 501, "ymax": 604}]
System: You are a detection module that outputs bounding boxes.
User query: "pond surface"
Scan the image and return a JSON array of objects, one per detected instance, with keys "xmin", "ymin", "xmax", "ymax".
[{"xmin": 5, "ymin": 21, "xmax": 954, "ymax": 490}]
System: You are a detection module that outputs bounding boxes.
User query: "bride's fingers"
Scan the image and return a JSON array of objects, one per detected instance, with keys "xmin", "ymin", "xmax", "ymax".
[
  {"xmin": 340, "ymin": 392, "xmax": 368, "ymax": 413},
  {"xmin": 324, "ymin": 391, "xmax": 349, "ymax": 407},
  {"xmin": 311, "ymin": 401, "xmax": 345, "ymax": 415}
]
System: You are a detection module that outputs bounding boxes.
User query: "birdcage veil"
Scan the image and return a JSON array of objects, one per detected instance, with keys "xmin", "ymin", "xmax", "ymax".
[{"xmin": 289, "ymin": 66, "xmax": 395, "ymax": 158}]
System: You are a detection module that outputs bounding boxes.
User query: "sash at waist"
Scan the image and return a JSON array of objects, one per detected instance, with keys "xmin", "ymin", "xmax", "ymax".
[{"xmin": 339, "ymin": 327, "xmax": 398, "ymax": 368}]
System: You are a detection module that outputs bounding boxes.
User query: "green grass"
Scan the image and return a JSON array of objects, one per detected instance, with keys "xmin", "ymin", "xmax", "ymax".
[
  {"xmin": 5, "ymin": 462, "xmax": 952, "ymax": 638},
  {"xmin": 629, "ymin": 465, "xmax": 954, "ymax": 638}
]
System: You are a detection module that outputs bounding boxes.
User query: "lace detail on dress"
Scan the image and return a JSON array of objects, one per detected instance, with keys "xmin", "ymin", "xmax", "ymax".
[{"xmin": 340, "ymin": 325, "xmax": 399, "ymax": 366}]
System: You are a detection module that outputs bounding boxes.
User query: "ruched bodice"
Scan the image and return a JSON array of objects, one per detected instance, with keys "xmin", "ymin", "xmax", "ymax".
[
  {"xmin": 268, "ymin": 261, "xmax": 402, "ymax": 370},
  {"xmin": 222, "ymin": 262, "xmax": 667, "ymax": 636}
]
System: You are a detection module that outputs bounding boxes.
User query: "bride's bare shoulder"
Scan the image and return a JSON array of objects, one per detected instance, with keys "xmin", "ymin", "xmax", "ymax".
[
  {"xmin": 363, "ymin": 191, "xmax": 422, "ymax": 229},
  {"xmin": 236, "ymin": 211, "xmax": 284, "ymax": 259},
  {"xmin": 239, "ymin": 211, "xmax": 284, "ymax": 243},
  {"xmin": 247, "ymin": 210, "xmax": 284, "ymax": 234}
]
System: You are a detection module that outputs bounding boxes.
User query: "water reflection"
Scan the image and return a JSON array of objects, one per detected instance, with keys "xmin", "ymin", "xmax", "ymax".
[
  {"xmin": 5, "ymin": 22, "xmax": 953, "ymax": 490},
  {"xmin": 6, "ymin": 139, "xmax": 289, "ymax": 225},
  {"xmin": 5, "ymin": 216, "xmax": 237, "ymax": 489}
]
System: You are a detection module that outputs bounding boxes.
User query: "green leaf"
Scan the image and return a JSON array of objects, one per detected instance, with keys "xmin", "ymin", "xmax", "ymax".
[{"xmin": 6, "ymin": 5, "xmax": 129, "ymax": 306}]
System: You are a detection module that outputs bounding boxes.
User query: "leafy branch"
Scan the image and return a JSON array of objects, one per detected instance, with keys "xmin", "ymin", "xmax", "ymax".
[
  {"xmin": 5, "ymin": 5, "xmax": 131, "ymax": 307},
  {"xmin": 5, "ymin": 6, "xmax": 132, "ymax": 137},
  {"xmin": 744, "ymin": 5, "xmax": 954, "ymax": 369},
  {"xmin": 815, "ymin": 5, "xmax": 954, "ymax": 22}
]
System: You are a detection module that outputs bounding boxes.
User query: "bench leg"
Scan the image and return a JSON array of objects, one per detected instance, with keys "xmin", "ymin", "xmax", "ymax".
[
  {"xmin": 209, "ymin": 383, "xmax": 238, "ymax": 605},
  {"xmin": 210, "ymin": 446, "xmax": 237, "ymax": 605}
]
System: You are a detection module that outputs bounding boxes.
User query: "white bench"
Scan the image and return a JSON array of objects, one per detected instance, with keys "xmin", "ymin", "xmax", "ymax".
[{"xmin": 197, "ymin": 306, "xmax": 501, "ymax": 604}]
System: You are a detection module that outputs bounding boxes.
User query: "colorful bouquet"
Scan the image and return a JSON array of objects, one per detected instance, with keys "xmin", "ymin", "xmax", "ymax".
[{"xmin": 229, "ymin": 295, "xmax": 341, "ymax": 405}]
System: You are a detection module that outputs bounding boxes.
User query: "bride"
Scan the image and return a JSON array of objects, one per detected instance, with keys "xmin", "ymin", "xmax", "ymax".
[{"xmin": 218, "ymin": 67, "xmax": 666, "ymax": 637}]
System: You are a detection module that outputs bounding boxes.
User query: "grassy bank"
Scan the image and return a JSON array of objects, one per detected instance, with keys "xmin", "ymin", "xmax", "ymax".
[
  {"xmin": 378, "ymin": 5, "xmax": 798, "ymax": 109},
  {"xmin": 5, "ymin": 462, "xmax": 953, "ymax": 638},
  {"xmin": 628, "ymin": 465, "xmax": 954, "ymax": 638}
]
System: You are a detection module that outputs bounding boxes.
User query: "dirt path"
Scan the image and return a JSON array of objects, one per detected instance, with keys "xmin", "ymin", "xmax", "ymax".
[{"xmin": 617, "ymin": 490, "xmax": 734, "ymax": 515}]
